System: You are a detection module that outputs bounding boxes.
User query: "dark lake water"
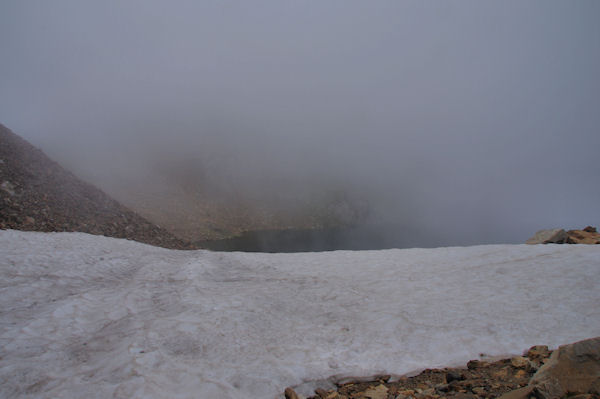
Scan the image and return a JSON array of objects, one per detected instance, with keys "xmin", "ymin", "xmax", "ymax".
[{"xmin": 197, "ymin": 224, "xmax": 449, "ymax": 252}]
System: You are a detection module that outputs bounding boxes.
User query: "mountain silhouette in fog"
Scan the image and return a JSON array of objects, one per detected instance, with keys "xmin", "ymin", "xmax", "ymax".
[{"xmin": 0, "ymin": 123, "xmax": 191, "ymax": 249}]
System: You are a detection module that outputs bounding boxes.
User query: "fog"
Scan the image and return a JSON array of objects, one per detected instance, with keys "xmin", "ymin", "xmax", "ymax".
[{"xmin": 1, "ymin": 1, "xmax": 599, "ymax": 247}]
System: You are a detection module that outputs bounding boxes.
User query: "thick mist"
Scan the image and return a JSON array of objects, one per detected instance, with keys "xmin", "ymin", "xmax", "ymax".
[{"xmin": 1, "ymin": 1, "xmax": 599, "ymax": 247}]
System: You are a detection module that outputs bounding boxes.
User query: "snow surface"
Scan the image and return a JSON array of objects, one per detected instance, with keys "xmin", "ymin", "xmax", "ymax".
[{"xmin": 1, "ymin": 230, "xmax": 599, "ymax": 399}]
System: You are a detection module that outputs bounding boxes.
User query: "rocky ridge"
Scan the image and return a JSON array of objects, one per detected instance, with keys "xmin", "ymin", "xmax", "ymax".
[
  {"xmin": 0, "ymin": 123, "xmax": 193, "ymax": 249},
  {"xmin": 526, "ymin": 227, "xmax": 600, "ymax": 245},
  {"xmin": 285, "ymin": 337, "xmax": 600, "ymax": 399}
]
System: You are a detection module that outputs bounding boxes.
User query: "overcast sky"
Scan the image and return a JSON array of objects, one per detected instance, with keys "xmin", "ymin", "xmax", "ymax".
[{"xmin": 1, "ymin": 1, "xmax": 599, "ymax": 244}]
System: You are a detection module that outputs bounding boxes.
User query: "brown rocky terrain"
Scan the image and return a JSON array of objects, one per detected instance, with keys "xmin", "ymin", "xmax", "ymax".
[
  {"xmin": 566, "ymin": 226, "xmax": 600, "ymax": 244},
  {"xmin": 0, "ymin": 123, "xmax": 194, "ymax": 249},
  {"xmin": 526, "ymin": 227, "xmax": 600, "ymax": 245},
  {"xmin": 285, "ymin": 337, "xmax": 600, "ymax": 399}
]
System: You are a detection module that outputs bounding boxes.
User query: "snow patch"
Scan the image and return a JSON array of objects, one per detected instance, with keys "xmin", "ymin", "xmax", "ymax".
[{"xmin": 0, "ymin": 230, "xmax": 599, "ymax": 398}]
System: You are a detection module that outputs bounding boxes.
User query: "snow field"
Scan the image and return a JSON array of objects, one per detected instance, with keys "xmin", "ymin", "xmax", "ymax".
[{"xmin": 1, "ymin": 230, "xmax": 599, "ymax": 398}]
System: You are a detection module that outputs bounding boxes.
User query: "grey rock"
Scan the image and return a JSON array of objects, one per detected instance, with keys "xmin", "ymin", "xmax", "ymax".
[{"xmin": 525, "ymin": 228, "xmax": 568, "ymax": 244}]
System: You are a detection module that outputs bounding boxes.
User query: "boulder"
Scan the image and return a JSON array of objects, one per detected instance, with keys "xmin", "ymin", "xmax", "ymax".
[
  {"xmin": 526, "ymin": 228, "xmax": 568, "ymax": 244},
  {"xmin": 285, "ymin": 387, "xmax": 305, "ymax": 399},
  {"xmin": 361, "ymin": 384, "xmax": 388, "ymax": 399},
  {"xmin": 530, "ymin": 336, "xmax": 600, "ymax": 398}
]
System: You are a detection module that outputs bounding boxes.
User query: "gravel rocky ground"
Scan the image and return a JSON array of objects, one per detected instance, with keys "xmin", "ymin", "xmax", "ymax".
[
  {"xmin": 0, "ymin": 123, "xmax": 194, "ymax": 249},
  {"xmin": 285, "ymin": 337, "xmax": 600, "ymax": 399}
]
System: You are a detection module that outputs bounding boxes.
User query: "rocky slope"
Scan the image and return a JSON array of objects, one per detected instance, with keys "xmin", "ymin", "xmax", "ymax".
[
  {"xmin": 107, "ymin": 175, "xmax": 370, "ymax": 242},
  {"xmin": 285, "ymin": 337, "xmax": 600, "ymax": 399},
  {"xmin": 0, "ymin": 124, "xmax": 192, "ymax": 249}
]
